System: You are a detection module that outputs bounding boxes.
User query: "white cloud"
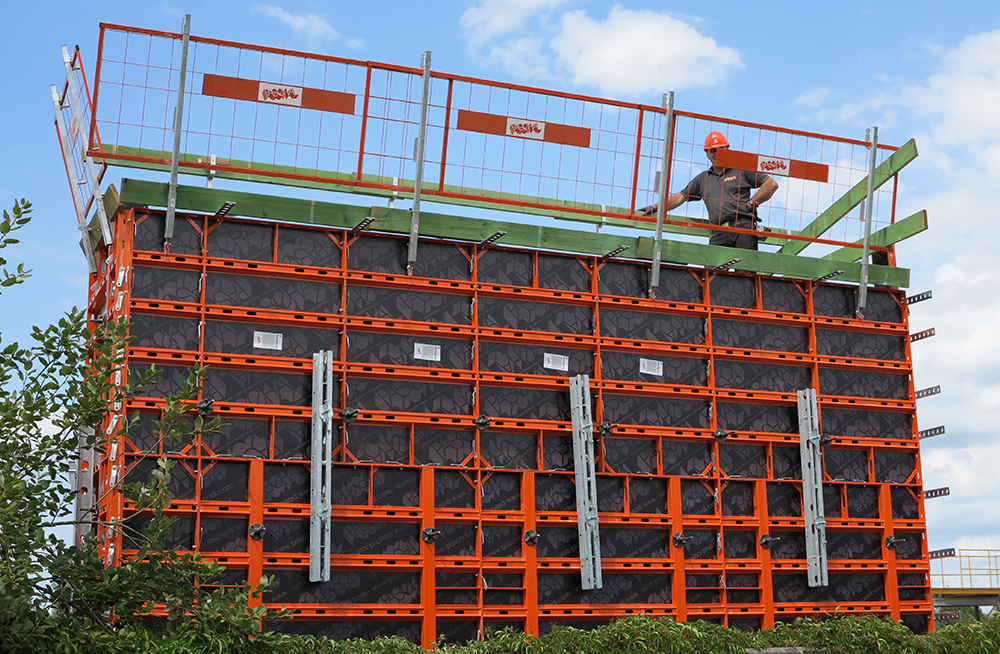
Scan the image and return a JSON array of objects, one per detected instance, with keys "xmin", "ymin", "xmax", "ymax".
[
  {"xmin": 252, "ymin": 5, "xmax": 339, "ymax": 45},
  {"xmin": 461, "ymin": 3, "xmax": 743, "ymax": 97},
  {"xmin": 794, "ymin": 87, "xmax": 832, "ymax": 107},
  {"xmin": 345, "ymin": 38, "xmax": 366, "ymax": 49}
]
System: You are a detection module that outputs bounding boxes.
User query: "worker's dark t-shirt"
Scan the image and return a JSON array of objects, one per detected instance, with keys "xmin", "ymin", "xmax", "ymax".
[{"xmin": 681, "ymin": 167, "xmax": 771, "ymax": 227}]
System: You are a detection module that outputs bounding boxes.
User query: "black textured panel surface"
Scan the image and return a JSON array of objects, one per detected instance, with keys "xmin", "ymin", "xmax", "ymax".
[
  {"xmin": 866, "ymin": 290, "xmax": 903, "ymax": 323},
  {"xmin": 204, "ymin": 320, "xmax": 339, "ymax": 358},
  {"xmin": 767, "ymin": 483, "xmax": 802, "ymax": 517},
  {"xmin": 434, "ymin": 470, "xmax": 476, "ymax": 509},
  {"xmin": 535, "ymin": 473, "xmax": 575, "ymax": 512},
  {"xmin": 819, "ymin": 368, "xmax": 909, "ymax": 399},
  {"xmin": 273, "ymin": 420, "xmax": 311, "ymax": 460},
  {"xmin": 827, "ymin": 531, "xmax": 881, "ymax": 560},
  {"xmin": 478, "ymin": 248, "xmax": 532, "ymax": 287},
  {"xmin": 436, "ymin": 571, "xmax": 477, "ymax": 605},
  {"xmin": 812, "ymin": 284, "xmax": 855, "ymax": 319},
  {"xmin": 722, "ymin": 481, "xmax": 754, "ymax": 516},
  {"xmin": 348, "ymin": 332, "xmax": 471, "ymax": 369},
  {"xmin": 132, "ymin": 266, "xmax": 201, "ymax": 302},
  {"xmin": 205, "ymin": 417, "xmax": 270, "ymax": 458},
  {"xmin": 900, "ymin": 614, "xmax": 928, "ymax": 635},
  {"xmin": 894, "ymin": 532, "xmax": 923, "ymax": 559},
  {"xmin": 874, "ymin": 451, "xmax": 916, "ymax": 483},
  {"xmin": 729, "ymin": 618, "xmax": 762, "ymax": 630},
  {"xmin": 479, "ymin": 297, "xmax": 591, "ymax": 334},
  {"xmin": 482, "ymin": 472, "xmax": 520, "ymax": 511},
  {"xmin": 686, "ymin": 573, "xmax": 720, "ymax": 604},
  {"xmin": 538, "ymin": 254, "xmax": 591, "ymax": 292},
  {"xmin": 125, "ymin": 412, "xmax": 162, "ymax": 453},
  {"xmin": 598, "ymin": 262, "xmax": 702, "ymax": 302},
  {"xmin": 262, "ymin": 519, "xmax": 309, "ymax": 553},
  {"xmin": 770, "ymin": 531, "xmax": 806, "ymax": 559},
  {"xmin": 415, "ymin": 242, "xmax": 472, "ymax": 282},
  {"xmin": 414, "ymin": 429, "xmax": 474, "ymax": 466},
  {"xmin": 373, "ymin": 468, "xmax": 419, "ymax": 506},
  {"xmin": 349, "ymin": 378, "xmax": 469, "ymax": 414},
  {"xmin": 603, "ymin": 437, "xmax": 656, "ymax": 474},
  {"xmin": 266, "ymin": 568, "xmax": 421, "ymax": 604},
  {"xmin": 205, "ymin": 273, "xmax": 340, "ymax": 313},
  {"xmin": 537, "ymin": 573, "xmax": 671, "ymax": 604},
  {"xmin": 438, "ymin": 621, "xmax": 479, "ymax": 644},
  {"xmin": 824, "ymin": 448, "xmax": 869, "ymax": 482},
  {"xmin": 681, "ymin": 480, "xmax": 715, "ymax": 515},
  {"xmin": 712, "ymin": 319, "xmax": 808, "ymax": 352},
  {"xmin": 773, "ymin": 572, "xmax": 885, "ymax": 603},
  {"xmin": 123, "ymin": 456, "xmax": 196, "ymax": 500},
  {"xmin": 824, "ymin": 484, "xmax": 844, "ymax": 517},
  {"xmin": 846, "ymin": 485, "xmax": 880, "ymax": 519},
  {"xmin": 123, "ymin": 515, "xmax": 196, "ymax": 551},
  {"xmin": 761, "ymin": 279, "xmax": 806, "ymax": 314},
  {"xmin": 482, "ymin": 525, "xmax": 522, "ymax": 557},
  {"xmin": 348, "ymin": 285, "xmax": 470, "ymax": 324},
  {"xmin": 479, "ymin": 341, "xmax": 593, "ymax": 376},
  {"xmin": 663, "ymin": 440, "xmax": 713, "ymax": 476},
  {"xmin": 816, "ymin": 329, "xmax": 905, "ymax": 361},
  {"xmin": 600, "ymin": 529, "xmax": 670, "ymax": 559},
  {"xmin": 481, "ymin": 432, "xmax": 536, "ymax": 469},
  {"xmin": 603, "ymin": 394, "xmax": 710, "ymax": 428},
  {"xmin": 714, "ymin": 360, "xmax": 811, "ymax": 392},
  {"xmin": 599, "ymin": 308, "xmax": 704, "ymax": 343},
  {"xmin": 773, "ymin": 446, "xmax": 802, "ymax": 479},
  {"xmin": 277, "ymin": 225, "xmax": 341, "ymax": 267},
  {"xmin": 718, "ymin": 402, "xmax": 797, "ymax": 434},
  {"xmin": 597, "ymin": 475, "xmax": 624, "ymax": 513},
  {"xmin": 330, "ymin": 465, "xmax": 368, "ymax": 505},
  {"xmin": 346, "ymin": 234, "xmax": 406, "ymax": 274},
  {"xmin": 543, "ymin": 435, "xmax": 573, "ymax": 470},
  {"xmin": 538, "ymin": 527, "xmax": 579, "ymax": 558},
  {"xmin": 600, "ymin": 351, "xmax": 707, "ymax": 385},
  {"xmin": 684, "ymin": 529, "xmax": 718, "ymax": 559},
  {"xmin": 719, "ymin": 444, "xmax": 767, "ymax": 478},
  {"xmin": 437, "ymin": 523, "xmax": 479, "ymax": 557},
  {"xmin": 346, "ymin": 425, "xmax": 409, "ymax": 464},
  {"xmin": 891, "ymin": 486, "xmax": 920, "ymax": 520},
  {"xmin": 480, "ymin": 386, "xmax": 569, "ymax": 421},
  {"xmin": 207, "ymin": 220, "xmax": 274, "ymax": 262},
  {"xmin": 201, "ymin": 460, "xmax": 249, "ymax": 502},
  {"xmin": 205, "ymin": 368, "xmax": 313, "ymax": 406},
  {"xmin": 263, "ymin": 462, "xmax": 309, "ymax": 503},
  {"xmin": 710, "ymin": 274, "xmax": 756, "ymax": 308},
  {"xmin": 330, "ymin": 520, "xmax": 420, "ymax": 556},
  {"xmin": 821, "ymin": 408, "xmax": 912, "ymax": 439},
  {"xmin": 724, "ymin": 530, "xmax": 757, "ymax": 559},
  {"xmin": 134, "ymin": 213, "xmax": 203, "ymax": 255},
  {"xmin": 629, "ymin": 477, "xmax": 668, "ymax": 514},
  {"xmin": 130, "ymin": 313, "xmax": 200, "ymax": 351}
]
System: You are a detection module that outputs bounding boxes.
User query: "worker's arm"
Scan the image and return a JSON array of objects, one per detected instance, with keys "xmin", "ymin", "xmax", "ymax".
[
  {"xmin": 748, "ymin": 177, "xmax": 779, "ymax": 208},
  {"xmin": 637, "ymin": 192, "xmax": 687, "ymax": 216}
]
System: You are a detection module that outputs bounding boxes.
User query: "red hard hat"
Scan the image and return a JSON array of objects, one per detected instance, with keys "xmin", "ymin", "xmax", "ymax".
[{"xmin": 704, "ymin": 131, "xmax": 730, "ymax": 150}]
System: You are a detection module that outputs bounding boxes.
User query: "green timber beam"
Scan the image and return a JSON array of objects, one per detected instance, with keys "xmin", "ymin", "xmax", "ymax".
[
  {"xmin": 119, "ymin": 178, "xmax": 909, "ymax": 287},
  {"xmin": 102, "ymin": 146, "xmax": 748, "ymax": 241},
  {"xmin": 778, "ymin": 139, "xmax": 919, "ymax": 256},
  {"xmin": 822, "ymin": 210, "xmax": 928, "ymax": 262}
]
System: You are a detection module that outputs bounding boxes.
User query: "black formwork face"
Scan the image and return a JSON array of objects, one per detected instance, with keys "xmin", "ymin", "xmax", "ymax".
[{"xmin": 116, "ymin": 214, "xmax": 927, "ymax": 639}]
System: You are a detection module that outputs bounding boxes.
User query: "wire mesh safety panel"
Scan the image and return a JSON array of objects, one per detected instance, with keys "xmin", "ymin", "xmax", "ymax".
[
  {"xmin": 86, "ymin": 23, "xmax": 903, "ymax": 253},
  {"xmin": 54, "ymin": 46, "xmax": 105, "ymax": 221},
  {"xmin": 83, "ymin": 206, "xmax": 934, "ymax": 644}
]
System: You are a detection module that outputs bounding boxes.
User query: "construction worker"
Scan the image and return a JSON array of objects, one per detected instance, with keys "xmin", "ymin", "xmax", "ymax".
[{"xmin": 638, "ymin": 131, "xmax": 779, "ymax": 250}]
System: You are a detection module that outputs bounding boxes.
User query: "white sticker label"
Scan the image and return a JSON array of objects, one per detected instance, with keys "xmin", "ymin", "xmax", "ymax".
[
  {"xmin": 253, "ymin": 331, "xmax": 284, "ymax": 350},
  {"xmin": 757, "ymin": 155, "xmax": 791, "ymax": 176},
  {"xmin": 414, "ymin": 343, "xmax": 442, "ymax": 362},
  {"xmin": 543, "ymin": 352, "xmax": 569, "ymax": 372},
  {"xmin": 258, "ymin": 81, "xmax": 303, "ymax": 107},
  {"xmin": 639, "ymin": 358, "xmax": 663, "ymax": 376},
  {"xmin": 506, "ymin": 117, "xmax": 546, "ymax": 141}
]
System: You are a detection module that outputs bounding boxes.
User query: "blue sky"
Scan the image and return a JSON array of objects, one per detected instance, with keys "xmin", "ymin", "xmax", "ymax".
[{"xmin": 4, "ymin": 1, "xmax": 1000, "ymax": 563}]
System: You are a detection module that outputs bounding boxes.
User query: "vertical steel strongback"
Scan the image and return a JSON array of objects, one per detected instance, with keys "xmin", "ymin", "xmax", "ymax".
[
  {"xmin": 570, "ymin": 374, "xmax": 602, "ymax": 590},
  {"xmin": 797, "ymin": 388, "xmax": 828, "ymax": 587},
  {"xmin": 310, "ymin": 350, "xmax": 334, "ymax": 582}
]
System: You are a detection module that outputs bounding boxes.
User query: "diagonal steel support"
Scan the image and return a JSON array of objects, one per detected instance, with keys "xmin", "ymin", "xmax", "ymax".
[
  {"xmin": 407, "ymin": 51, "xmax": 432, "ymax": 272},
  {"xmin": 165, "ymin": 14, "xmax": 192, "ymax": 245},
  {"xmin": 797, "ymin": 388, "xmax": 828, "ymax": 587},
  {"xmin": 309, "ymin": 350, "xmax": 334, "ymax": 582},
  {"xmin": 51, "ymin": 84, "xmax": 98, "ymax": 273},
  {"xmin": 649, "ymin": 91, "xmax": 674, "ymax": 298},
  {"xmin": 570, "ymin": 374, "xmax": 602, "ymax": 590},
  {"xmin": 61, "ymin": 45, "xmax": 111, "ymax": 247}
]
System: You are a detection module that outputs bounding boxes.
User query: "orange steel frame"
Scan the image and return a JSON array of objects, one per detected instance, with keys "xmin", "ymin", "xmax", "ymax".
[
  {"xmin": 85, "ymin": 206, "xmax": 933, "ymax": 643},
  {"xmin": 87, "ymin": 23, "xmax": 900, "ymax": 253}
]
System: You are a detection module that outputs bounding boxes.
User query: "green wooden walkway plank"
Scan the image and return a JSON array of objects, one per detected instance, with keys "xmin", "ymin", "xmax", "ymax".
[
  {"xmin": 822, "ymin": 210, "xmax": 928, "ymax": 262},
  {"xmin": 119, "ymin": 179, "xmax": 909, "ymax": 287},
  {"xmin": 777, "ymin": 139, "xmax": 919, "ymax": 256}
]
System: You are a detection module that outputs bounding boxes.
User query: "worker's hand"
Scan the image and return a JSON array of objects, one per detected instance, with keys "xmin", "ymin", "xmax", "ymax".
[{"xmin": 636, "ymin": 205, "xmax": 653, "ymax": 217}]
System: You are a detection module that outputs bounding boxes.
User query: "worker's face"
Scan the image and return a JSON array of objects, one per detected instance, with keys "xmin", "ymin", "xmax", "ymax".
[{"xmin": 706, "ymin": 146, "xmax": 727, "ymax": 165}]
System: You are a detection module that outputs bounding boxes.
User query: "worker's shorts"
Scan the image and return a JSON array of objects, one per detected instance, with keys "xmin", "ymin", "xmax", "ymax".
[{"xmin": 709, "ymin": 220, "xmax": 758, "ymax": 251}]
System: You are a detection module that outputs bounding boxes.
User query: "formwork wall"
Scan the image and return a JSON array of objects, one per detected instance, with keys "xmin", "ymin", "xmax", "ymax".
[{"xmin": 89, "ymin": 206, "xmax": 931, "ymax": 643}]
